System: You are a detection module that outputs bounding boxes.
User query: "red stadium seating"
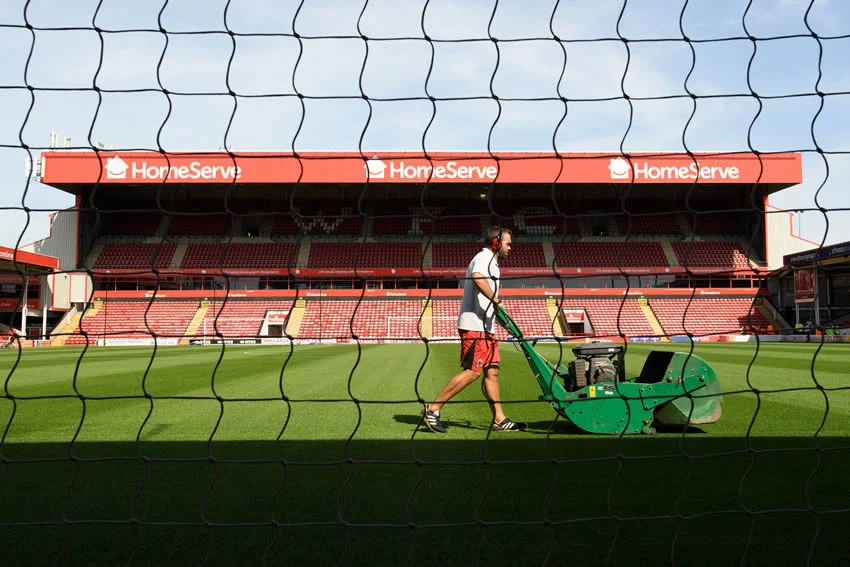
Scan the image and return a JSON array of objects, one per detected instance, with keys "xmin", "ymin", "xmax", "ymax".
[
  {"xmin": 298, "ymin": 299, "xmax": 424, "ymax": 340},
  {"xmin": 372, "ymin": 202, "xmax": 442, "ymax": 236},
  {"xmin": 372, "ymin": 216, "xmax": 418, "ymax": 236},
  {"xmin": 271, "ymin": 204, "xmax": 363, "ymax": 236},
  {"xmin": 687, "ymin": 212, "xmax": 751, "ymax": 236},
  {"xmin": 614, "ymin": 214, "xmax": 681, "ymax": 236},
  {"xmin": 557, "ymin": 298, "xmax": 655, "ymax": 338},
  {"xmin": 61, "ymin": 295, "xmax": 770, "ymax": 346},
  {"xmin": 307, "ymin": 242, "xmax": 421, "ymax": 268},
  {"xmin": 650, "ymin": 297, "xmax": 769, "ymax": 337},
  {"xmin": 430, "ymin": 298, "xmax": 557, "ymax": 341},
  {"xmin": 490, "ymin": 204, "xmax": 580, "ymax": 236},
  {"xmin": 671, "ymin": 241, "xmax": 753, "ymax": 269},
  {"xmin": 554, "ymin": 242, "xmax": 669, "ymax": 267},
  {"xmin": 65, "ymin": 300, "xmax": 198, "ymax": 345},
  {"xmin": 180, "ymin": 242, "xmax": 299, "ymax": 269},
  {"xmin": 426, "ymin": 216, "xmax": 484, "ymax": 237},
  {"xmin": 168, "ymin": 214, "xmax": 232, "ymax": 236},
  {"xmin": 430, "ymin": 299, "xmax": 461, "ymax": 340},
  {"xmin": 94, "ymin": 242, "xmax": 177, "ymax": 270},
  {"xmin": 499, "ymin": 299, "xmax": 560, "ymax": 338},
  {"xmin": 100, "ymin": 212, "xmax": 162, "ymax": 236},
  {"xmin": 371, "ymin": 214, "xmax": 483, "ymax": 237},
  {"xmin": 431, "ymin": 242, "xmax": 546, "ymax": 268},
  {"xmin": 195, "ymin": 300, "xmax": 294, "ymax": 339},
  {"xmin": 270, "ymin": 215, "xmax": 302, "ymax": 236}
]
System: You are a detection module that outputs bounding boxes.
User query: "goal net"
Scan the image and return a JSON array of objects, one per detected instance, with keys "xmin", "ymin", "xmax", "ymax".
[
  {"xmin": 194, "ymin": 317, "xmax": 282, "ymax": 344},
  {"xmin": 1, "ymin": 1, "xmax": 848, "ymax": 565}
]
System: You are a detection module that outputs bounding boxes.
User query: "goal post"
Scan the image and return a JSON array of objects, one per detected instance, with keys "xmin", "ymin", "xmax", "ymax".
[{"xmin": 198, "ymin": 317, "xmax": 269, "ymax": 344}]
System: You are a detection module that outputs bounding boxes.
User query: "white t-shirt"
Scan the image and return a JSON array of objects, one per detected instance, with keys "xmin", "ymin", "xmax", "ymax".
[{"xmin": 457, "ymin": 248, "xmax": 500, "ymax": 333}]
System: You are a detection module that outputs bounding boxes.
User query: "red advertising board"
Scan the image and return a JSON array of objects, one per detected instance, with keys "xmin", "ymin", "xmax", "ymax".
[
  {"xmin": 794, "ymin": 268, "xmax": 815, "ymax": 303},
  {"xmin": 40, "ymin": 151, "xmax": 803, "ymax": 186},
  {"xmin": 91, "ymin": 265, "xmax": 765, "ymax": 278},
  {"xmin": 0, "ymin": 298, "xmax": 40, "ymax": 311},
  {"xmin": 91, "ymin": 287, "xmax": 764, "ymax": 301}
]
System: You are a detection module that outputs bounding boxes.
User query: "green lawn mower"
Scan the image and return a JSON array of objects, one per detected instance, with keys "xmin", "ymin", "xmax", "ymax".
[{"xmin": 495, "ymin": 304, "xmax": 722, "ymax": 435}]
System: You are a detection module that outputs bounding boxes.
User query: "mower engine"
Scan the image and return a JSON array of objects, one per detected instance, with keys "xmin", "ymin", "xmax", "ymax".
[{"xmin": 566, "ymin": 343, "xmax": 623, "ymax": 392}]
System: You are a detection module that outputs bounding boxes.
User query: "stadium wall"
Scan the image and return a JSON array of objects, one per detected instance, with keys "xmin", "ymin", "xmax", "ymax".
[
  {"xmin": 21, "ymin": 207, "xmax": 78, "ymax": 271},
  {"xmin": 765, "ymin": 202, "xmax": 819, "ymax": 270}
]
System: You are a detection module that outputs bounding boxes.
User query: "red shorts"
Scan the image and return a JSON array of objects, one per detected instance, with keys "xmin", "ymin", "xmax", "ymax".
[{"xmin": 459, "ymin": 330, "xmax": 500, "ymax": 373}]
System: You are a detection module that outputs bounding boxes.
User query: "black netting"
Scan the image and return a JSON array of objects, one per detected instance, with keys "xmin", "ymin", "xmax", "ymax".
[{"xmin": 1, "ymin": 1, "xmax": 849, "ymax": 565}]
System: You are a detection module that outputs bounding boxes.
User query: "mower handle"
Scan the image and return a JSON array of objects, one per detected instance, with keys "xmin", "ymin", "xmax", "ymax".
[{"xmin": 494, "ymin": 303, "xmax": 524, "ymax": 340}]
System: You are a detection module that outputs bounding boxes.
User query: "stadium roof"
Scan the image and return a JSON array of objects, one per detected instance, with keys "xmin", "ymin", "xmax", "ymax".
[
  {"xmin": 0, "ymin": 246, "xmax": 59, "ymax": 274},
  {"xmin": 782, "ymin": 240, "xmax": 850, "ymax": 269},
  {"xmin": 38, "ymin": 151, "xmax": 802, "ymax": 196}
]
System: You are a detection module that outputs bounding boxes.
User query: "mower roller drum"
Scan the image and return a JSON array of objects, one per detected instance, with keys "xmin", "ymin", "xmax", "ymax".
[{"xmin": 495, "ymin": 305, "xmax": 722, "ymax": 435}]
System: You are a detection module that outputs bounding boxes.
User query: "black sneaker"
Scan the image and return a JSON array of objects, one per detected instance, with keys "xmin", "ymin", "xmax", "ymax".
[
  {"xmin": 491, "ymin": 417, "xmax": 527, "ymax": 432},
  {"xmin": 422, "ymin": 407, "xmax": 447, "ymax": 434}
]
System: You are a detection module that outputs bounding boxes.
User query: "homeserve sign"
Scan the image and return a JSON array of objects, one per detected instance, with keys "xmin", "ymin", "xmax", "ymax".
[
  {"xmin": 608, "ymin": 157, "xmax": 740, "ymax": 181},
  {"xmin": 104, "ymin": 156, "xmax": 241, "ymax": 181},
  {"xmin": 365, "ymin": 158, "xmax": 497, "ymax": 181}
]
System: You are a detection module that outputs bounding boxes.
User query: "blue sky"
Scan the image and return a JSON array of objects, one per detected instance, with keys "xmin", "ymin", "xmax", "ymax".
[{"xmin": 1, "ymin": 0, "xmax": 848, "ymax": 249}]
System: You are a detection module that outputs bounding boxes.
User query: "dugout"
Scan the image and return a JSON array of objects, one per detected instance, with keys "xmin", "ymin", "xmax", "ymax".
[
  {"xmin": 0, "ymin": 245, "xmax": 64, "ymax": 341},
  {"xmin": 769, "ymin": 240, "xmax": 850, "ymax": 331}
]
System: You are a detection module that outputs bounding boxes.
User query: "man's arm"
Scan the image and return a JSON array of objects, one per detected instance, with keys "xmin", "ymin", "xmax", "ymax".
[{"xmin": 470, "ymin": 271, "xmax": 499, "ymax": 304}]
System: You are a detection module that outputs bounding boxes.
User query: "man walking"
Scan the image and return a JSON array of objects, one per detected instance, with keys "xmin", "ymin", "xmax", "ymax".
[{"xmin": 423, "ymin": 226, "xmax": 526, "ymax": 433}]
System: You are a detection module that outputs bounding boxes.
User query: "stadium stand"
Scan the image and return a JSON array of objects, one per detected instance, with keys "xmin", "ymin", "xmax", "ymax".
[
  {"xmin": 499, "ymin": 299, "xmax": 560, "ymax": 338},
  {"xmin": 270, "ymin": 214, "xmax": 302, "ymax": 236},
  {"xmin": 195, "ymin": 300, "xmax": 293, "ymax": 340},
  {"xmin": 307, "ymin": 242, "xmax": 421, "ymax": 268},
  {"xmin": 671, "ymin": 241, "xmax": 753, "ymax": 269},
  {"xmin": 426, "ymin": 216, "xmax": 485, "ymax": 237},
  {"xmin": 489, "ymin": 203, "xmax": 580, "ymax": 236},
  {"xmin": 558, "ymin": 298, "xmax": 656, "ymax": 338},
  {"xmin": 431, "ymin": 299, "xmax": 462, "ymax": 340},
  {"xmin": 167, "ymin": 213, "xmax": 232, "ymax": 236},
  {"xmin": 371, "ymin": 201, "xmax": 442, "ymax": 236},
  {"xmin": 180, "ymin": 242, "xmax": 300, "ymax": 269},
  {"xmin": 432, "ymin": 241, "xmax": 546, "ymax": 268},
  {"xmin": 649, "ymin": 297, "xmax": 770, "ymax": 337},
  {"xmin": 281, "ymin": 203, "xmax": 364, "ymax": 236},
  {"xmin": 298, "ymin": 299, "xmax": 424, "ymax": 340},
  {"xmin": 93, "ymin": 242, "xmax": 177, "ymax": 270},
  {"xmin": 614, "ymin": 213, "xmax": 682, "ymax": 236},
  {"xmin": 430, "ymin": 298, "xmax": 557, "ymax": 341},
  {"xmin": 99, "ymin": 212, "xmax": 162, "ymax": 237},
  {"xmin": 65, "ymin": 300, "xmax": 198, "ymax": 345},
  {"xmin": 687, "ymin": 212, "xmax": 753, "ymax": 236},
  {"xmin": 554, "ymin": 241, "xmax": 669, "ymax": 267}
]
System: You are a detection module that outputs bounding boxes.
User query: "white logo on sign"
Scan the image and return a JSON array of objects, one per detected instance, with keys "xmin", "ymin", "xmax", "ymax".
[
  {"xmin": 365, "ymin": 158, "xmax": 386, "ymax": 179},
  {"xmin": 608, "ymin": 158, "xmax": 740, "ymax": 181},
  {"xmin": 105, "ymin": 156, "xmax": 129, "ymax": 179},
  {"xmin": 387, "ymin": 160, "xmax": 498, "ymax": 180},
  {"xmin": 608, "ymin": 157, "xmax": 631, "ymax": 180}
]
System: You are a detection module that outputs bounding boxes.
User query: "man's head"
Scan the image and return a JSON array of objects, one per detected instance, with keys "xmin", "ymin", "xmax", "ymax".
[{"xmin": 485, "ymin": 226, "xmax": 512, "ymax": 259}]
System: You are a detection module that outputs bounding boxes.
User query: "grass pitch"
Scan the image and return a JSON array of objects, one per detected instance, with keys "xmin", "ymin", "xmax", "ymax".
[{"xmin": 1, "ymin": 342, "xmax": 848, "ymax": 565}]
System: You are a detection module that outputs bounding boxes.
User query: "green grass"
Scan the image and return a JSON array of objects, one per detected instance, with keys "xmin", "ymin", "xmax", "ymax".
[{"xmin": 1, "ymin": 342, "xmax": 848, "ymax": 566}]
